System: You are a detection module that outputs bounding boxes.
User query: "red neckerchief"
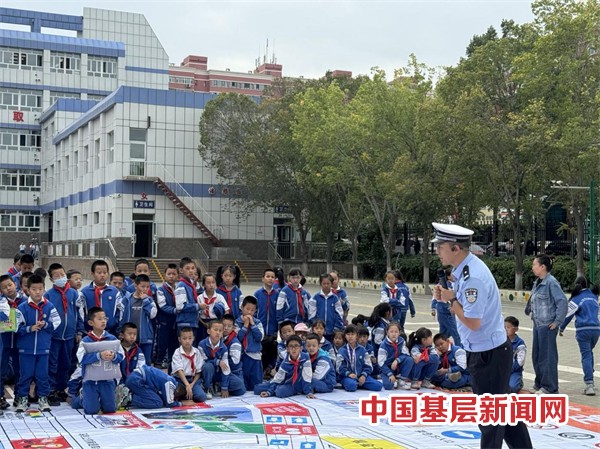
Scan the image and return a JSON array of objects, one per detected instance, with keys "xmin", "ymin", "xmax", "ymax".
[
  {"xmin": 179, "ymin": 277, "xmax": 196, "ymax": 298},
  {"xmin": 332, "ymin": 288, "xmax": 339, "ymax": 295},
  {"xmin": 241, "ymin": 321, "xmax": 250, "ymax": 350},
  {"xmin": 124, "ymin": 344, "xmax": 139, "ymax": 376},
  {"xmin": 289, "ymin": 283, "xmax": 305, "ymax": 319},
  {"xmin": 182, "ymin": 351, "xmax": 196, "ymax": 373},
  {"xmin": 53, "ymin": 284, "xmax": 71, "ymax": 317},
  {"xmin": 224, "ymin": 332, "xmax": 237, "ymax": 347},
  {"xmin": 203, "ymin": 294, "xmax": 217, "ymax": 319},
  {"xmin": 8, "ymin": 266, "xmax": 18, "ymax": 276},
  {"xmin": 310, "ymin": 352, "xmax": 318, "ymax": 364},
  {"xmin": 388, "ymin": 286, "xmax": 397, "ymax": 299},
  {"xmin": 208, "ymin": 341, "xmax": 221, "ymax": 359},
  {"xmin": 87, "ymin": 331, "xmax": 106, "ymax": 341},
  {"xmin": 93, "ymin": 285, "xmax": 104, "ymax": 308},
  {"xmin": 264, "ymin": 288, "xmax": 276, "ymax": 315},
  {"xmin": 28, "ymin": 299, "xmax": 47, "ymax": 321},
  {"xmin": 163, "ymin": 284, "xmax": 175, "ymax": 305},
  {"xmin": 8, "ymin": 297, "xmax": 19, "ymax": 308},
  {"xmin": 390, "ymin": 340, "xmax": 399, "ymax": 359},
  {"xmin": 421, "ymin": 346, "xmax": 430, "ymax": 363},
  {"xmin": 218, "ymin": 285, "xmax": 234, "ymax": 311},
  {"xmin": 290, "ymin": 356, "xmax": 301, "ymax": 384},
  {"xmin": 441, "ymin": 351, "xmax": 449, "ymax": 369}
]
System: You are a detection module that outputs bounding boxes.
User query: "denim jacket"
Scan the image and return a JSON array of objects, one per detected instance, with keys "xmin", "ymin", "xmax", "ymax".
[{"xmin": 525, "ymin": 273, "xmax": 568, "ymax": 327}]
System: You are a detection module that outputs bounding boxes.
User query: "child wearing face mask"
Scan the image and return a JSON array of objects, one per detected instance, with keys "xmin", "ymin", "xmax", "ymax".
[{"xmin": 44, "ymin": 263, "xmax": 85, "ymax": 405}]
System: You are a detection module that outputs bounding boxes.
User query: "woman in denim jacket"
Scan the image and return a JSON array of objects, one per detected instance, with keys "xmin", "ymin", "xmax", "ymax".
[{"xmin": 524, "ymin": 255, "xmax": 567, "ymax": 394}]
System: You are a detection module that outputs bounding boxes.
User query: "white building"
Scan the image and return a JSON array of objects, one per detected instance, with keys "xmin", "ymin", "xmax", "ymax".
[{"xmin": 0, "ymin": 7, "xmax": 273, "ymax": 260}]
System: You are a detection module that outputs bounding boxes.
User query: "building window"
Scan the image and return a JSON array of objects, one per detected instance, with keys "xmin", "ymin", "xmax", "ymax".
[
  {"xmin": 82, "ymin": 214, "xmax": 88, "ymax": 226},
  {"xmin": 0, "ymin": 210, "xmax": 40, "ymax": 231},
  {"xmin": 169, "ymin": 76, "xmax": 194, "ymax": 87},
  {"xmin": 87, "ymin": 94, "xmax": 107, "ymax": 101},
  {"xmin": 87, "ymin": 56, "xmax": 117, "ymax": 78},
  {"xmin": 94, "ymin": 138, "xmax": 101, "ymax": 170},
  {"xmin": 0, "ymin": 169, "xmax": 40, "ymax": 191},
  {"xmin": 0, "ymin": 128, "xmax": 41, "ymax": 151},
  {"xmin": 0, "ymin": 48, "xmax": 43, "ymax": 70},
  {"xmin": 50, "ymin": 52, "xmax": 81, "ymax": 74},
  {"xmin": 83, "ymin": 145, "xmax": 89, "ymax": 174},
  {"xmin": 73, "ymin": 216, "xmax": 78, "ymax": 227},
  {"xmin": 129, "ymin": 128, "xmax": 146, "ymax": 176},
  {"xmin": 106, "ymin": 131, "xmax": 114, "ymax": 164},
  {"xmin": 49, "ymin": 91, "xmax": 80, "ymax": 105},
  {"xmin": 0, "ymin": 87, "xmax": 42, "ymax": 111}
]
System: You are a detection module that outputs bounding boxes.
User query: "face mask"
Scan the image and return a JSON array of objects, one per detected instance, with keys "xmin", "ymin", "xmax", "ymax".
[{"xmin": 54, "ymin": 276, "xmax": 68, "ymax": 288}]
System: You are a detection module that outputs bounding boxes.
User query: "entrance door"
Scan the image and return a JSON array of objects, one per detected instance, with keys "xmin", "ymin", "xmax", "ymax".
[{"xmin": 134, "ymin": 222, "xmax": 152, "ymax": 257}]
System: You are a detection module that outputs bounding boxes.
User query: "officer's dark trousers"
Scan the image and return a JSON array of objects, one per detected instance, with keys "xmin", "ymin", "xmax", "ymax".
[{"xmin": 467, "ymin": 339, "xmax": 532, "ymax": 449}]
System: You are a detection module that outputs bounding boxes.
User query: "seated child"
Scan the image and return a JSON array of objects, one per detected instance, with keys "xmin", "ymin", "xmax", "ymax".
[
  {"xmin": 407, "ymin": 327, "xmax": 439, "ymax": 389},
  {"xmin": 294, "ymin": 322, "xmax": 309, "ymax": 344},
  {"xmin": 275, "ymin": 320, "xmax": 296, "ymax": 371},
  {"xmin": 432, "ymin": 333, "xmax": 470, "ymax": 389},
  {"xmin": 119, "ymin": 323, "xmax": 146, "ymax": 382},
  {"xmin": 357, "ymin": 326, "xmax": 377, "ymax": 375},
  {"xmin": 254, "ymin": 335, "xmax": 313, "ymax": 398},
  {"xmin": 15, "ymin": 274, "xmax": 60, "ymax": 412},
  {"xmin": 311, "ymin": 319, "xmax": 332, "ymax": 354},
  {"xmin": 125, "ymin": 365, "xmax": 187, "ymax": 409},
  {"xmin": 505, "ymin": 316, "xmax": 526, "ymax": 393},
  {"xmin": 76, "ymin": 307, "xmax": 124, "ymax": 415},
  {"xmin": 235, "ymin": 295, "xmax": 264, "ymax": 390},
  {"xmin": 336, "ymin": 325, "xmax": 382, "ymax": 392},
  {"xmin": 171, "ymin": 327, "xmax": 207, "ymax": 403},
  {"xmin": 199, "ymin": 320, "xmax": 245, "ymax": 399},
  {"xmin": 378, "ymin": 322, "xmax": 414, "ymax": 390},
  {"xmin": 330, "ymin": 329, "xmax": 344, "ymax": 360},
  {"xmin": 305, "ymin": 333, "xmax": 335, "ymax": 394}
]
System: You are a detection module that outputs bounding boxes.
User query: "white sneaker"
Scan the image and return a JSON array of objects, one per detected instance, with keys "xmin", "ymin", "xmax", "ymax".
[
  {"xmin": 584, "ymin": 384, "xmax": 595, "ymax": 396},
  {"xmin": 535, "ymin": 387, "xmax": 551, "ymax": 395},
  {"xmin": 397, "ymin": 380, "xmax": 412, "ymax": 390},
  {"xmin": 421, "ymin": 379, "xmax": 434, "ymax": 389},
  {"xmin": 38, "ymin": 396, "xmax": 51, "ymax": 412},
  {"xmin": 15, "ymin": 396, "xmax": 28, "ymax": 413},
  {"xmin": 206, "ymin": 388, "xmax": 214, "ymax": 400},
  {"xmin": 410, "ymin": 381, "xmax": 420, "ymax": 390},
  {"xmin": 115, "ymin": 384, "xmax": 131, "ymax": 408}
]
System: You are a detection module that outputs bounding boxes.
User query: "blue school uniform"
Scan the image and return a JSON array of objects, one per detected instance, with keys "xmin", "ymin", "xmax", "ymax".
[
  {"xmin": 120, "ymin": 343, "xmax": 146, "ymax": 382},
  {"xmin": 308, "ymin": 290, "xmax": 344, "ymax": 337},
  {"xmin": 16, "ymin": 298, "xmax": 61, "ymax": 399},
  {"xmin": 320, "ymin": 337, "xmax": 332, "ymax": 354},
  {"xmin": 156, "ymin": 283, "xmax": 178, "ymax": 366},
  {"xmin": 223, "ymin": 332, "xmax": 243, "ymax": 376},
  {"xmin": 235, "ymin": 315, "xmax": 264, "ymax": 390},
  {"xmin": 44, "ymin": 284, "xmax": 84, "ymax": 393},
  {"xmin": 430, "ymin": 296, "xmax": 462, "ymax": 347},
  {"xmin": 332, "ymin": 288, "xmax": 349, "ymax": 320},
  {"xmin": 125, "ymin": 281, "xmax": 157, "ymax": 298},
  {"xmin": 276, "ymin": 284, "xmax": 310, "ymax": 325},
  {"xmin": 410, "ymin": 343, "xmax": 439, "ymax": 382},
  {"xmin": 125, "ymin": 365, "xmax": 182, "ymax": 408},
  {"xmin": 336, "ymin": 343, "xmax": 381, "ymax": 392},
  {"xmin": 79, "ymin": 283, "xmax": 122, "ymax": 335},
  {"xmin": 77, "ymin": 331, "xmax": 124, "ymax": 415},
  {"xmin": 378, "ymin": 337, "xmax": 414, "ymax": 390},
  {"xmin": 431, "ymin": 342, "xmax": 471, "ymax": 389},
  {"xmin": 254, "ymin": 286, "xmax": 279, "ymax": 337},
  {"xmin": 119, "ymin": 294, "xmax": 157, "ymax": 364},
  {"xmin": 254, "ymin": 351, "xmax": 312, "ymax": 398},
  {"xmin": 0, "ymin": 293, "xmax": 26, "ymax": 394},
  {"xmin": 198, "ymin": 337, "xmax": 245, "ymax": 396},
  {"xmin": 174, "ymin": 276, "xmax": 201, "ymax": 340},
  {"xmin": 217, "ymin": 285, "xmax": 243, "ymax": 320},
  {"xmin": 381, "ymin": 283, "xmax": 415, "ymax": 329},
  {"xmin": 507, "ymin": 335, "xmax": 526, "ymax": 393},
  {"xmin": 310, "ymin": 348, "xmax": 336, "ymax": 393},
  {"xmin": 171, "ymin": 346, "xmax": 207, "ymax": 402},
  {"xmin": 370, "ymin": 318, "xmax": 389, "ymax": 359}
]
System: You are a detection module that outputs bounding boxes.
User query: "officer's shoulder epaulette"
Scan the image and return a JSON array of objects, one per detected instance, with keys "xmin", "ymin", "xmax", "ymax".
[{"xmin": 463, "ymin": 265, "xmax": 470, "ymax": 281}]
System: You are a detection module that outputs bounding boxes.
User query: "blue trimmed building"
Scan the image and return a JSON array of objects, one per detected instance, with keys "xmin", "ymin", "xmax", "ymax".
[{"xmin": 0, "ymin": 7, "xmax": 274, "ymax": 260}]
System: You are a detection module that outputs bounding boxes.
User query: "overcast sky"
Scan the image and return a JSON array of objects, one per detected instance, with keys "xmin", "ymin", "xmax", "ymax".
[{"xmin": 2, "ymin": 0, "xmax": 535, "ymax": 79}]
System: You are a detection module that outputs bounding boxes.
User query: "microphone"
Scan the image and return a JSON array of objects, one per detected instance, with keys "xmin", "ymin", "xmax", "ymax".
[{"xmin": 437, "ymin": 269, "xmax": 449, "ymax": 289}]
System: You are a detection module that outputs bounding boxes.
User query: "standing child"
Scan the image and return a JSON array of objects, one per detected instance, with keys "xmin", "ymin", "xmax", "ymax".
[
  {"xmin": 217, "ymin": 265, "xmax": 243, "ymax": 320},
  {"xmin": 76, "ymin": 307, "xmax": 124, "ymax": 415},
  {"xmin": 197, "ymin": 273, "xmax": 229, "ymax": 342},
  {"xmin": 336, "ymin": 325, "xmax": 382, "ymax": 392},
  {"xmin": 12, "ymin": 255, "xmax": 34, "ymax": 287},
  {"xmin": 171, "ymin": 327, "xmax": 207, "ymax": 403},
  {"xmin": 6, "ymin": 254, "xmax": 20, "ymax": 278},
  {"xmin": 330, "ymin": 271, "xmax": 350, "ymax": 326},
  {"xmin": 45, "ymin": 263, "xmax": 84, "ymax": 406},
  {"xmin": 394, "ymin": 271, "xmax": 416, "ymax": 328},
  {"xmin": 381, "ymin": 271, "xmax": 414, "ymax": 330},
  {"xmin": 308, "ymin": 274, "xmax": 344, "ymax": 341},
  {"xmin": 505, "ymin": 317, "xmax": 526, "ymax": 393},
  {"xmin": 305, "ymin": 333, "xmax": 336, "ymax": 394},
  {"xmin": 79, "ymin": 260, "xmax": 122, "ymax": 335},
  {"xmin": 156, "ymin": 264, "xmax": 179, "ymax": 369},
  {"xmin": 254, "ymin": 268, "xmax": 279, "ymax": 378},
  {"xmin": 198, "ymin": 320, "xmax": 245, "ymax": 399},
  {"xmin": 407, "ymin": 327, "xmax": 439, "ymax": 389},
  {"xmin": 0, "ymin": 274, "xmax": 26, "ymax": 409},
  {"xmin": 254, "ymin": 335, "xmax": 313, "ymax": 398},
  {"xmin": 311, "ymin": 319, "xmax": 332, "ymax": 354},
  {"xmin": 277, "ymin": 269, "xmax": 310, "ymax": 325},
  {"xmin": 235, "ymin": 296, "xmax": 264, "ymax": 390},
  {"xmin": 119, "ymin": 274, "xmax": 157, "ymax": 364},
  {"xmin": 430, "ymin": 269, "xmax": 462, "ymax": 347},
  {"xmin": 378, "ymin": 322, "xmax": 414, "ymax": 390},
  {"xmin": 432, "ymin": 333, "xmax": 470, "ymax": 390},
  {"xmin": 175, "ymin": 257, "xmax": 202, "ymax": 343},
  {"xmin": 368, "ymin": 303, "xmax": 392, "ymax": 359},
  {"xmin": 15, "ymin": 274, "xmax": 61, "ymax": 412},
  {"xmin": 109, "ymin": 272, "xmax": 128, "ymax": 297},
  {"xmin": 125, "ymin": 259, "xmax": 158, "ymax": 299},
  {"xmin": 222, "ymin": 314, "xmax": 244, "ymax": 381},
  {"xmin": 67, "ymin": 270, "xmax": 83, "ymax": 292}
]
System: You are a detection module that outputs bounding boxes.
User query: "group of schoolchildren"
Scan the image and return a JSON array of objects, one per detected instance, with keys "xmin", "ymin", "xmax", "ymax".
[{"xmin": 0, "ymin": 254, "xmax": 530, "ymax": 416}]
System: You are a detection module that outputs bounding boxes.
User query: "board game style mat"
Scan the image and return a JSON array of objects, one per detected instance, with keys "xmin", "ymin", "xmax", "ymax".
[{"xmin": 0, "ymin": 388, "xmax": 598, "ymax": 449}]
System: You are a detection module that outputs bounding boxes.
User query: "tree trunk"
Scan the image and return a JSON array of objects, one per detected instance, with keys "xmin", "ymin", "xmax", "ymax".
[
  {"xmin": 385, "ymin": 213, "xmax": 397, "ymax": 272},
  {"xmin": 351, "ymin": 233, "xmax": 359, "ymax": 280},
  {"xmin": 293, "ymin": 211, "xmax": 310, "ymax": 276}
]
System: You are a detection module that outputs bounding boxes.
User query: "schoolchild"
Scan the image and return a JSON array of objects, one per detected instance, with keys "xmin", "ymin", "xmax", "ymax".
[
  {"xmin": 305, "ymin": 333, "xmax": 335, "ymax": 393},
  {"xmin": 119, "ymin": 322, "xmax": 146, "ymax": 382},
  {"xmin": 217, "ymin": 265, "xmax": 243, "ymax": 320},
  {"xmin": 330, "ymin": 271, "xmax": 349, "ymax": 326},
  {"xmin": 407, "ymin": 327, "xmax": 439, "ymax": 389},
  {"xmin": 336, "ymin": 325, "xmax": 382, "ymax": 392},
  {"xmin": 432, "ymin": 333, "xmax": 471, "ymax": 390},
  {"xmin": 505, "ymin": 317, "xmax": 526, "ymax": 393},
  {"xmin": 308, "ymin": 273, "xmax": 344, "ymax": 340},
  {"xmin": 175, "ymin": 257, "xmax": 202, "ymax": 343},
  {"xmin": 254, "ymin": 268, "xmax": 279, "ymax": 376},
  {"xmin": 155, "ymin": 264, "xmax": 180, "ymax": 368},
  {"xmin": 235, "ymin": 295, "xmax": 264, "ymax": 390},
  {"xmin": 79, "ymin": 260, "xmax": 122, "ymax": 335},
  {"xmin": 171, "ymin": 327, "xmax": 207, "ymax": 403},
  {"xmin": 15, "ymin": 274, "xmax": 61, "ymax": 412},
  {"xmin": 311, "ymin": 319, "xmax": 332, "ymax": 354},
  {"xmin": 222, "ymin": 314, "xmax": 243, "ymax": 380},
  {"xmin": 276, "ymin": 268, "xmax": 311, "ymax": 325},
  {"xmin": 197, "ymin": 273, "xmax": 229, "ymax": 342},
  {"xmin": 378, "ymin": 322, "xmax": 414, "ymax": 390}
]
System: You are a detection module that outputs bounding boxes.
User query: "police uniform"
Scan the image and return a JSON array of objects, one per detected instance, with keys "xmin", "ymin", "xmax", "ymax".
[{"xmin": 432, "ymin": 223, "xmax": 532, "ymax": 449}]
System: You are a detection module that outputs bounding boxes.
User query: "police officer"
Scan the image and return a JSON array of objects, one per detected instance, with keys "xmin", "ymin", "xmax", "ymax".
[{"xmin": 432, "ymin": 223, "xmax": 532, "ymax": 449}]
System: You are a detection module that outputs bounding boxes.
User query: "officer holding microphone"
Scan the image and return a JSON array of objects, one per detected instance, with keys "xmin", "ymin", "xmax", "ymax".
[{"xmin": 432, "ymin": 222, "xmax": 532, "ymax": 449}]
